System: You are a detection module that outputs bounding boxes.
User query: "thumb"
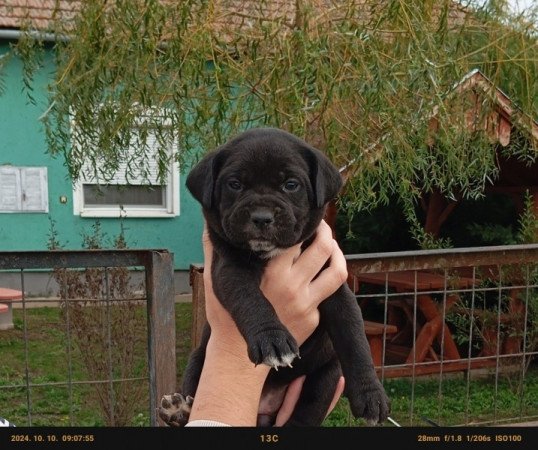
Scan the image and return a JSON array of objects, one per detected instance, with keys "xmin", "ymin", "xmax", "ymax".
[
  {"xmin": 201, "ymin": 222, "xmax": 213, "ymax": 283},
  {"xmin": 202, "ymin": 223, "xmax": 212, "ymax": 259}
]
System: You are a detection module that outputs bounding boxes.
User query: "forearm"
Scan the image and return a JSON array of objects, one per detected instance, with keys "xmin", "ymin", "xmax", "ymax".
[{"xmin": 188, "ymin": 333, "xmax": 270, "ymax": 426}]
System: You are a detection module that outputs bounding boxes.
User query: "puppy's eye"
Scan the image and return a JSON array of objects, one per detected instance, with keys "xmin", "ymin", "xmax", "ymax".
[
  {"xmin": 283, "ymin": 179, "xmax": 300, "ymax": 193},
  {"xmin": 227, "ymin": 179, "xmax": 243, "ymax": 191}
]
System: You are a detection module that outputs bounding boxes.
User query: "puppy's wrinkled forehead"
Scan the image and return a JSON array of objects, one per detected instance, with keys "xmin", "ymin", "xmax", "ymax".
[
  {"xmin": 219, "ymin": 142, "xmax": 309, "ymax": 183},
  {"xmin": 185, "ymin": 126, "xmax": 342, "ymax": 211}
]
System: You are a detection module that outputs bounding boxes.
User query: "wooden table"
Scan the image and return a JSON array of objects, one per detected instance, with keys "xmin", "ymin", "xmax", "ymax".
[{"xmin": 355, "ymin": 270, "xmax": 478, "ymax": 365}]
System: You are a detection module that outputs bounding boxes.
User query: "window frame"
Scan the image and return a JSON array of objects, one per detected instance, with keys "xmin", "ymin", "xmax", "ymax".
[
  {"xmin": 73, "ymin": 171, "xmax": 179, "ymax": 218},
  {"xmin": 71, "ymin": 114, "xmax": 180, "ymax": 219}
]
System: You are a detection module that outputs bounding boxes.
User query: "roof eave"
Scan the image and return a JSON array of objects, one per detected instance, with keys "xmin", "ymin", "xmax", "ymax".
[{"xmin": 0, "ymin": 28, "xmax": 70, "ymax": 43}]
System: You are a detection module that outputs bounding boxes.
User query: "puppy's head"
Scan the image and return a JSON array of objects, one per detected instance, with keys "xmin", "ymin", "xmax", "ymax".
[{"xmin": 186, "ymin": 127, "xmax": 342, "ymax": 256}]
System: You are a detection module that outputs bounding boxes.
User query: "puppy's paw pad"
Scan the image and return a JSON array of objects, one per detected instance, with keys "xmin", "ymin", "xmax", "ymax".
[
  {"xmin": 348, "ymin": 381, "xmax": 391, "ymax": 425},
  {"xmin": 247, "ymin": 328, "xmax": 299, "ymax": 368},
  {"xmin": 157, "ymin": 393, "xmax": 193, "ymax": 427}
]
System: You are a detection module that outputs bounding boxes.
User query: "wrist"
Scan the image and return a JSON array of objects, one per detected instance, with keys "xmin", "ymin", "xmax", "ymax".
[
  {"xmin": 188, "ymin": 332, "xmax": 270, "ymax": 426},
  {"xmin": 207, "ymin": 334, "xmax": 269, "ymax": 377}
]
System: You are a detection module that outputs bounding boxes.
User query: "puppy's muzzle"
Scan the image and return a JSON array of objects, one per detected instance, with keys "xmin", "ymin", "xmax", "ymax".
[{"xmin": 250, "ymin": 208, "xmax": 275, "ymax": 230}]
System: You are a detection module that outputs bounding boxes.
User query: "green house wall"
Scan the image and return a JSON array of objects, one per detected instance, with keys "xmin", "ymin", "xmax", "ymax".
[{"xmin": 0, "ymin": 42, "xmax": 204, "ymax": 271}]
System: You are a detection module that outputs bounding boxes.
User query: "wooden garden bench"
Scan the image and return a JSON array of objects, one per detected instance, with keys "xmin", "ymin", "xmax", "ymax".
[{"xmin": 363, "ymin": 320, "xmax": 398, "ymax": 367}]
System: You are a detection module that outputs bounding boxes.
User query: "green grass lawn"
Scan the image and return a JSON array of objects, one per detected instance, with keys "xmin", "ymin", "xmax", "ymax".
[
  {"xmin": 0, "ymin": 304, "xmax": 192, "ymax": 427},
  {"xmin": 1, "ymin": 304, "xmax": 536, "ymax": 427},
  {"xmin": 324, "ymin": 372, "xmax": 538, "ymax": 427}
]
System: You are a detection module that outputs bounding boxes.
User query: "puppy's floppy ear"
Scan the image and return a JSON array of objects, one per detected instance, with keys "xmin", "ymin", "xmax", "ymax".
[
  {"xmin": 186, "ymin": 150, "xmax": 224, "ymax": 209},
  {"xmin": 301, "ymin": 145, "xmax": 343, "ymax": 208}
]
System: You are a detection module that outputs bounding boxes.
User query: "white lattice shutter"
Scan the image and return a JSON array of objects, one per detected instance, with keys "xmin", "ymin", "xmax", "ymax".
[
  {"xmin": 107, "ymin": 131, "xmax": 162, "ymax": 185},
  {"xmin": 80, "ymin": 130, "xmax": 164, "ymax": 185},
  {"xmin": 0, "ymin": 167, "xmax": 22, "ymax": 211},
  {"xmin": 21, "ymin": 167, "xmax": 48, "ymax": 212}
]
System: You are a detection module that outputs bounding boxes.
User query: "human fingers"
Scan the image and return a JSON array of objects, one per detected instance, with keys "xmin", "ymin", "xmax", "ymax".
[
  {"xmin": 200, "ymin": 223, "xmax": 230, "ymax": 326},
  {"xmin": 308, "ymin": 240, "xmax": 348, "ymax": 303},
  {"xmin": 291, "ymin": 220, "xmax": 335, "ymax": 284},
  {"xmin": 201, "ymin": 223, "xmax": 214, "ymax": 288},
  {"xmin": 325, "ymin": 376, "xmax": 345, "ymax": 419},
  {"xmin": 273, "ymin": 376, "xmax": 306, "ymax": 426},
  {"xmin": 263, "ymin": 241, "xmax": 303, "ymax": 278},
  {"xmin": 262, "ymin": 220, "xmax": 333, "ymax": 291}
]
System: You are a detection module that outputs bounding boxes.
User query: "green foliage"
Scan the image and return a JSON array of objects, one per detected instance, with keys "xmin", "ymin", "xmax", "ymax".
[
  {"xmin": 12, "ymin": 30, "xmax": 44, "ymax": 105},
  {"xmin": 445, "ymin": 192, "xmax": 538, "ymax": 374},
  {"xmin": 517, "ymin": 190, "xmax": 538, "ymax": 244},
  {"xmin": 467, "ymin": 222, "xmax": 518, "ymax": 245},
  {"xmin": 0, "ymin": 51, "xmax": 11, "ymax": 96},
  {"xmin": 46, "ymin": 218, "xmax": 147, "ymax": 426},
  {"xmin": 459, "ymin": 189, "xmax": 538, "ymax": 247},
  {"xmin": 1, "ymin": 0, "xmax": 537, "ymax": 246}
]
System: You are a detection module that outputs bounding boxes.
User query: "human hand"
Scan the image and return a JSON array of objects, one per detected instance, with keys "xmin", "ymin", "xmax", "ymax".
[
  {"xmin": 203, "ymin": 219, "xmax": 348, "ymax": 346},
  {"xmin": 201, "ymin": 227, "xmax": 242, "ymax": 347},
  {"xmin": 259, "ymin": 219, "xmax": 348, "ymax": 345}
]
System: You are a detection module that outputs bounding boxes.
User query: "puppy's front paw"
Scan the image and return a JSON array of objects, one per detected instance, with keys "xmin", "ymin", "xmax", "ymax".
[
  {"xmin": 348, "ymin": 379, "xmax": 391, "ymax": 425},
  {"xmin": 247, "ymin": 328, "xmax": 299, "ymax": 369},
  {"xmin": 157, "ymin": 393, "xmax": 193, "ymax": 427}
]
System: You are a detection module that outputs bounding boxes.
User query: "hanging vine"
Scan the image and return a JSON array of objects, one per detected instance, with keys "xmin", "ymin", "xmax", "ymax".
[{"xmin": 1, "ymin": 0, "xmax": 537, "ymax": 247}]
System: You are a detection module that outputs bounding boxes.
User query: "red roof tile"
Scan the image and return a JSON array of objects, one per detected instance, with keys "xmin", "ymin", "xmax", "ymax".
[
  {"xmin": 0, "ymin": 0, "xmax": 470, "ymax": 37},
  {"xmin": 0, "ymin": 0, "xmax": 79, "ymax": 30}
]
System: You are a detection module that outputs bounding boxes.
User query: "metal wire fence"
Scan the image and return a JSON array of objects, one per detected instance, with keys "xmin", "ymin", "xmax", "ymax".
[
  {"xmin": 2, "ymin": 244, "xmax": 537, "ymax": 427},
  {"xmin": 189, "ymin": 244, "xmax": 538, "ymax": 426},
  {"xmin": 346, "ymin": 244, "xmax": 538, "ymax": 426},
  {"xmin": 0, "ymin": 250, "xmax": 176, "ymax": 427}
]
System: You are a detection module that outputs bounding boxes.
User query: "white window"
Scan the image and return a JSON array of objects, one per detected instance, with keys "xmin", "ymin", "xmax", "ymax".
[
  {"xmin": 72, "ymin": 122, "xmax": 180, "ymax": 218},
  {"xmin": 0, "ymin": 166, "xmax": 49, "ymax": 213}
]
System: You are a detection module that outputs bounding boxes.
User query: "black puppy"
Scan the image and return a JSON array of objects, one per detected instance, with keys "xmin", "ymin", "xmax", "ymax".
[{"xmin": 159, "ymin": 127, "xmax": 390, "ymax": 426}]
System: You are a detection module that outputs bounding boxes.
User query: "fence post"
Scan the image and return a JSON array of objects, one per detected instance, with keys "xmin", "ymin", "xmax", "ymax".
[
  {"xmin": 189, "ymin": 264, "xmax": 206, "ymax": 350},
  {"xmin": 146, "ymin": 250, "xmax": 176, "ymax": 426}
]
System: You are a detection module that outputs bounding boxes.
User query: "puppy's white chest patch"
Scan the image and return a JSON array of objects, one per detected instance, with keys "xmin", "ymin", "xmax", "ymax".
[
  {"xmin": 261, "ymin": 247, "xmax": 286, "ymax": 259},
  {"xmin": 249, "ymin": 240, "xmax": 286, "ymax": 259}
]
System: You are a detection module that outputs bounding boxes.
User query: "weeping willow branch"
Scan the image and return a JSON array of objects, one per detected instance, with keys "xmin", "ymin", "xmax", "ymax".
[{"xmin": 1, "ymin": 0, "xmax": 537, "ymax": 248}]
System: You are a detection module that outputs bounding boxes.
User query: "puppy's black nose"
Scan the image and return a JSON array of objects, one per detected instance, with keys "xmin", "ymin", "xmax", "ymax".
[{"xmin": 251, "ymin": 210, "xmax": 274, "ymax": 228}]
